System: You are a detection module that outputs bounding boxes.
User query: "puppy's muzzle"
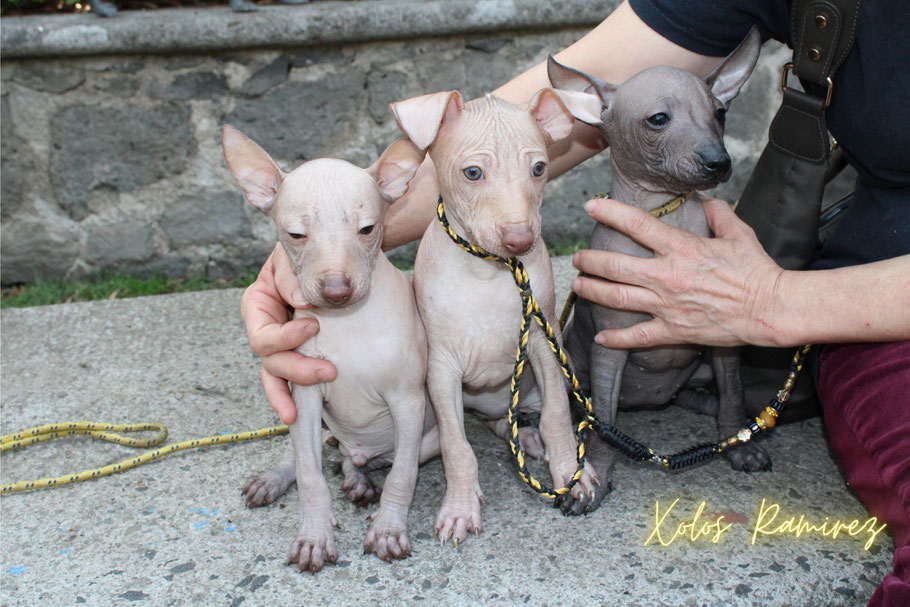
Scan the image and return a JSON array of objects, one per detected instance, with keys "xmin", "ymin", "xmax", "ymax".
[
  {"xmin": 500, "ymin": 224, "xmax": 535, "ymax": 256},
  {"xmin": 320, "ymin": 274, "xmax": 354, "ymax": 306},
  {"xmin": 696, "ymin": 146, "xmax": 732, "ymax": 182}
]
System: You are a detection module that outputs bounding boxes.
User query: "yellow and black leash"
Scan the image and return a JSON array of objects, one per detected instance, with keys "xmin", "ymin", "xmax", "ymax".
[
  {"xmin": 1, "ymin": 422, "xmax": 288, "ymax": 494},
  {"xmin": 436, "ymin": 194, "xmax": 811, "ymax": 500}
]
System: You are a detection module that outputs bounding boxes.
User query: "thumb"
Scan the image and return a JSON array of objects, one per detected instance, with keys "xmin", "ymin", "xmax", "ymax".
[
  {"xmin": 272, "ymin": 245, "xmax": 311, "ymax": 310},
  {"xmin": 703, "ymin": 197, "xmax": 753, "ymax": 240}
]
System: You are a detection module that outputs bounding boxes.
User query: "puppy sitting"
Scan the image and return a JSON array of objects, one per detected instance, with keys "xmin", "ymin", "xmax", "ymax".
[
  {"xmin": 390, "ymin": 88, "xmax": 602, "ymax": 544},
  {"xmin": 223, "ymin": 126, "xmax": 439, "ymax": 571},
  {"xmin": 548, "ymin": 29, "xmax": 770, "ymax": 516}
]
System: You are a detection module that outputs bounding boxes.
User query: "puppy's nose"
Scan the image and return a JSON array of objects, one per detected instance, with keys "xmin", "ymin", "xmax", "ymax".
[
  {"xmin": 320, "ymin": 275, "xmax": 353, "ymax": 305},
  {"xmin": 501, "ymin": 224, "xmax": 535, "ymax": 256},
  {"xmin": 697, "ymin": 147, "xmax": 732, "ymax": 176}
]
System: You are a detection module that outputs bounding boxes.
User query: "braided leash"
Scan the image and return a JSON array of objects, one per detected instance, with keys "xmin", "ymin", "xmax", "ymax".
[
  {"xmin": 1, "ymin": 422, "xmax": 288, "ymax": 494},
  {"xmin": 436, "ymin": 195, "xmax": 811, "ymax": 499}
]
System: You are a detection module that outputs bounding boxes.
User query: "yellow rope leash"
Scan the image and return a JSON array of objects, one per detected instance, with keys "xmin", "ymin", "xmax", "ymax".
[{"xmin": 1, "ymin": 422, "xmax": 288, "ymax": 494}]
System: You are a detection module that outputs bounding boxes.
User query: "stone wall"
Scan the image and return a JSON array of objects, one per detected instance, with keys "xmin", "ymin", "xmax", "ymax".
[{"xmin": 0, "ymin": 1, "xmax": 790, "ymax": 285}]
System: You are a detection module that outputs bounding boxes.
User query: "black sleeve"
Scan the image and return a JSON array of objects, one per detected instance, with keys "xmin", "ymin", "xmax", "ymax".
[{"xmin": 628, "ymin": 0, "xmax": 792, "ymax": 57}]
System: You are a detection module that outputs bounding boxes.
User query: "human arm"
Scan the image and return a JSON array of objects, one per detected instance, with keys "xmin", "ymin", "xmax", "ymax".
[
  {"xmin": 240, "ymin": 243, "xmax": 337, "ymax": 424},
  {"xmin": 572, "ymin": 196, "xmax": 910, "ymax": 348}
]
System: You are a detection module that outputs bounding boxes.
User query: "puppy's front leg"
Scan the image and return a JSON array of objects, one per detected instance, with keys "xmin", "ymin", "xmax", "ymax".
[
  {"xmin": 427, "ymin": 355, "xmax": 482, "ymax": 545},
  {"xmin": 560, "ymin": 345, "xmax": 627, "ymax": 516},
  {"xmin": 364, "ymin": 388, "xmax": 426, "ymax": 561},
  {"xmin": 527, "ymin": 331, "xmax": 597, "ymax": 503},
  {"xmin": 711, "ymin": 346, "xmax": 771, "ymax": 472},
  {"xmin": 287, "ymin": 385, "xmax": 338, "ymax": 573}
]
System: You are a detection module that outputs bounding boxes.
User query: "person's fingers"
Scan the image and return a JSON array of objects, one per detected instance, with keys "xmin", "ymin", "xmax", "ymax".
[
  {"xmin": 240, "ymin": 277, "xmax": 288, "ymax": 325},
  {"xmin": 572, "ymin": 249, "xmax": 657, "ymax": 289},
  {"xmin": 261, "ymin": 350, "xmax": 337, "ymax": 387},
  {"xmin": 594, "ymin": 318, "xmax": 676, "ymax": 349},
  {"xmin": 260, "ymin": 367, "xmax": 297, "ymax": 425},
  {"xmin": 584, "ymin": 197, "xmax": 687, "ymax": 255},
  {"xmin": 248, "ymin": 317, "xmax": 320, "ymax": 357},
  {"xmin": 571, "ymin": 275, "xmax": 660, "ymax": 314},
  {"xmin": 271, "ymin": 245, "xmax": 310, "ymax": 309}
]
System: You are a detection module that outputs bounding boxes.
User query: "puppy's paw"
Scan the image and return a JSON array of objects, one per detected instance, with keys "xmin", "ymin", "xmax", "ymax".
[
  {"xmin": 726, "ymin": 441, "xmax": 771, "ymax": 473},
  {"xmin": 242, "ymin": 472, "xmax": 293, "ymax": 508},
  {"xmin": 555, "ymin": 446, "xmax": 616, "ymax": 516},
  {"xmin": 519, "ymin": 426, "xmax": 547, "ymax": 461},
  {"xmin": 434, "ymin": 485, "xmax": 483, "ymax": 546},
  {"xmin": 287, "ymin": 517, "xmax": 339, "ymax": 574},
  {"xmin": 558, "ymin": 479, "xmax": 613, "ymax": 517},
  {"xmin": 342, "ymin": 470, "xmax": 381, "ymax": 507},
  {"xmin": 364, "ymin": 507, "xmax": 412, "ymax": 562},
  {"xmin": 549, "ymin": 454, "xmax": 599, "ymax": 501}
]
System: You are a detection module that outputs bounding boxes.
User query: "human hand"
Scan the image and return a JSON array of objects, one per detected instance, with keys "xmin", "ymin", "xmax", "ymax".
[
  {"xmin": 571, "ymin": 196, "xmax": 788, "ymax": 348},
  {"xmin": 241, "ymin": 243, "xmax": 337, "ymax": 424}
]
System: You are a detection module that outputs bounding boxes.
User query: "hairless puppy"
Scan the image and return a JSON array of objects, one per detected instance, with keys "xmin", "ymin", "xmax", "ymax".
[
  {"xmin": 548, "ymin": 29, "xmax": 771, "ymax": 516},
  {"xmin": 223, "ymin": 126, "xmax": 439, "ymax": 571},
  {"xmin": 390, "ymin": 89, "xmax": 603, "ymax": 544}
]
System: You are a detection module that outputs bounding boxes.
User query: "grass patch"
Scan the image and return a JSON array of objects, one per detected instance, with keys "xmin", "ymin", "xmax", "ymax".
[
  {"xmin": 2, "ymin": 240, "xmax": 588, "ymax": 308},
  {"xmin": 547, "ymin": 239, "xmax": 588, "ymax": 257},
  {"xmin": 1, "ymin": 269, "xmax": 259, "ymax": 309}
]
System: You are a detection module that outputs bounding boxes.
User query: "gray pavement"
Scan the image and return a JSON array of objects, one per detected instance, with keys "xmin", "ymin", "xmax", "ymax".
[{"xmin": 0, "ymin": 257, "xmax": 894, "ymax": 606}]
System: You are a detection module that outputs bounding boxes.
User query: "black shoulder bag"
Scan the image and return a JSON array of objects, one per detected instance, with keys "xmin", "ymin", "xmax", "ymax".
[{"xmin": 735, "ymin": 0, "xmax": 862, "ymax": 421}]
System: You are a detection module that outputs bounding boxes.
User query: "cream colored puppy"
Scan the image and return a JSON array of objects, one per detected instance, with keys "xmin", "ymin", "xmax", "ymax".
[
  {"xmin": 390, "ymin": 89, "xmax": 602, "ymax": 545},
  {"xmin": 223, "ymin": 125, "xmax": 439, "ymax": 572}
]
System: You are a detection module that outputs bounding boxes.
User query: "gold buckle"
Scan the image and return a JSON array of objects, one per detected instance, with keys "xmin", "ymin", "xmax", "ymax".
[{"xmin": 779, "ymin": 62, "xmax": 834, "ymax": 109}]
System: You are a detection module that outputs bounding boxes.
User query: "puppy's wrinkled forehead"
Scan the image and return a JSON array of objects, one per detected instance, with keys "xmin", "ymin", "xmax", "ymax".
[
  {"xmin": 437, "ymin": 95, "xmax": 547, "ymax": 155},
  {"xmin": 275, "ymin": 159, "xmax": 380, "ymax": 221},
  {"xmin": 619, "ymin": 67, "xmax": 715, "ymax": 108}
]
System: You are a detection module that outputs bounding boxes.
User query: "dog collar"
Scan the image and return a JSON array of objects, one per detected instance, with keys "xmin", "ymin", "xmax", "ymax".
[{"xmin": 593, "ymin": 191, "xmax": 695, "ymax": 219}]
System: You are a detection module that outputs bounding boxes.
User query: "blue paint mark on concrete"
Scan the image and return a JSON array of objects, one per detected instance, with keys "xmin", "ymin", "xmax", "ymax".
[
  {"xmin": 192, "ymin": 521, "xmax": 210, "ymax": 529},
  {"xmin": 186, "ymin": 507, "xmax": 219, "ymax": 516},
  {"xmin": 219, "ymin": 430, "xmax": 233, "ymax": 436},
  {"xmin": 8, "ymin": 566, "xmax": 26, "ymax": 575},
  {"xmin": 59, "ymin": 549, "xmax": 71, "ymax": 555},
  {"xmin": 223, "ymin": 526, "xmax": 237, "ymax": 532}
]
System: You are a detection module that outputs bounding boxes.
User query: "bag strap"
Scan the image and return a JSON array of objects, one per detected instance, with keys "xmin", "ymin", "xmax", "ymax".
[{"xmin": 769, "ymin": 0, "xmax": 862, "ymax": 162}]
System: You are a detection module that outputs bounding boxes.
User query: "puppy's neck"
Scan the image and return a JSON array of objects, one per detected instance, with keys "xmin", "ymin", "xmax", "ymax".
[
  {"xmin": 610, "ymin": 165, "xmax": 685, "ymax": 214},
  {"xmin": 435, "ymin": 191, "xmax": 475, "ymax": 244}
]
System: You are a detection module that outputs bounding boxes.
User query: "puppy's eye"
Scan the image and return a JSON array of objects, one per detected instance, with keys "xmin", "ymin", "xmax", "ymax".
[
  {"xmin": 359, "ymin": 225, "xmax": 375, "ymax": 235},
  {"xmin": 287, "ymin": 232, "xmax": 306, "ymax": 241},
  {"xmin": 715, "ymin": 107, "xmax": 727, "ymax": 126},
  {"xmin": 646, "ymin": 112, "xmax": 671, "ymax": 128},
  {"xmin": 463, "ymin": 166, "xmax": 483, "ymax": 181},
  {"xmin": 531, "ymin": 162, "xmax": 546, "ymax": 177}
]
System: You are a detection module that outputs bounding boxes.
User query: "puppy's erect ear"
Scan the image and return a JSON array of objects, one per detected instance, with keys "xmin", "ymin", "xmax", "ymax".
[
  {"xmin": 705, "ymin": 27, "xmax": 761, "ymax": 107},
  {"xmin": 547, "ymin": 55, "xmax": 617, "ymax": 112},
  {"xmin": 528, "ymin": 88, "xmax": 603, "ymax": 143},
  {"xmin": 222, "ymin": 124, "xmax": 285, "ymax": 213},
  {"xmin": 389, "ymin": 91, "xmax": 464, "ymax": 151},
  {"xmin": 367, "ymin": 138, "xmax": 427, "ymax": 203}
]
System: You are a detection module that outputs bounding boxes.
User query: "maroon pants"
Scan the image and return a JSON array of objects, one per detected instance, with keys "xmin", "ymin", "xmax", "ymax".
[{"xmin": 818, "ymin": 341, "xmax": 910, "ymax": 607}]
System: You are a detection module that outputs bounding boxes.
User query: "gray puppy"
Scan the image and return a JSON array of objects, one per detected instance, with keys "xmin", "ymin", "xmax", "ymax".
[{"xmin": 548, "ymin": 29, "xmax": 770, "ymax": 516}]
